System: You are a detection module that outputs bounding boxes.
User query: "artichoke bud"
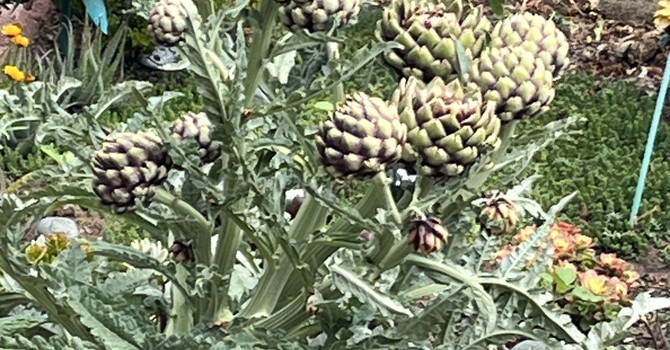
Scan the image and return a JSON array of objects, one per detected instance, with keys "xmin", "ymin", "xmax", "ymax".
[
  {"xmin": 375, "ymin": 0, "xmax": 492, "ymax": 83},
  {"xmin": 490, "ymin": 12, "xmax": 570, "ymax": 79},
  {"xmin": 315, "ymin": 92, "xmax": 407, "ymax": 180},
  {"xmin": 279, "ymin": 0, "xmax": 361, "ymax": 33},
  {"xmin": 478, "ymin": 190, "xmax": 520, "ymax": 236},
  {"xmin": 408, "ymin": 215, "xmax": 448, "ymax": 254},
  {"xmin": 91, "ymin": 131, "xmax": 173, "ymax": 214},
  {"xmin": 148, "ymin": 0, "xmax": 201, "ymax": 46},
  {"xmin": 305, "ymin": 294, "xmax": 323, "ymax": 316},
  {"xmin": 169, "ymin": 240, "xmax": 195, "ymax": 263},
  {"xmin": 392, "ymin": 76, "xmax": 501, "ymax": 180},
  {"xmin": 170, "ymin": 111, "xmax": 222, "ymax": 164},
  {"xmin": 471, "ymin": 46, "xmax": 555, "ymax": 122}
]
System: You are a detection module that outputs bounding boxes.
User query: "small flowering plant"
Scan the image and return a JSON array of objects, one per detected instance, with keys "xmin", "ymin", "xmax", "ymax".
[
  {"xmin": 0, "ymin": 23, "xmax": 35, "ymax": 83},
  {"xmin": 492, "ymin": 221, "xmax": 641, "ymax": 330}
]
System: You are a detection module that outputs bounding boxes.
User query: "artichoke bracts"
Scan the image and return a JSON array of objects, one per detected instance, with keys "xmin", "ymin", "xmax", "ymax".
[
  {"xmin": 375, "ymin": 0, "xmax": 491, "ymax": 82},
  {"xmin": 170, "ymin": 112, "xmax": 222, "ymax": 164},
  {"xmin": 470, "ymin": 46, "xmax": 555, "ymax": 122},
  {"xmin": 392, "ymin": 76, "xmax": 501, "ymax": 179},
  {"xmin": 91, "ymin": 132, "xmax": 172, "ymax": 214},
  {"xmin": 315, "ymin": 92, "xmax": 406, "ymax": 179},
  {"xmin": 490, "ymin": 12, "xmax": 570, "ymax": 79},
  {"xmin": 478, "ymin": 190, "xmax": 519, "ymax": 236},
  {"xmin": 408, "ymin": 216, "xmax": 448, "ymax": 254},
  {"xmin": 148, "ymin": 0, "xmax": 200, "ymax": 46},
  {"xmin": 279, "ymin": 0, "xmax": 361, "ymax": 32}
]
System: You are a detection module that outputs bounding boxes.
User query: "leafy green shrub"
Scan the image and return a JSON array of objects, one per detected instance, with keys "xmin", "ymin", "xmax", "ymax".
[{"xmin": 497, "ymin": 75, "xmax": 670, "ymax": 258}]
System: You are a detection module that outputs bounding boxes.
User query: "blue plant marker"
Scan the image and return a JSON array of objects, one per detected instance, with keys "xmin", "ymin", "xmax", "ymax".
[
  {"xmin": 58, "ymin": 0, "xmax": 109, "ymax": 56},
  {"xmin": 629, "ymin": 49, "xmax": 670, "ymax": 225},
  {"xmin": 81, "ymin": 0, "xmax": 109, "ymax": 34}
]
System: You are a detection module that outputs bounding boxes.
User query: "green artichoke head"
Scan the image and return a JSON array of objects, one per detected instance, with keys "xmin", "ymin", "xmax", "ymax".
[
  {"xmin": 315, "ymin": 92, "xmax": 407, "ymax": 180},
  {"xmin": 91, "ymin": 132, "xmax": 173, "ymax": 214},
  {"xmin": 470, "ymin": 46, "xmax": 556, "ymax": 122},
  {"xmin": 148, "ymin": 0, "xmax": 200, "ymax": 46},
  {"xmin": 375, "ymin": 0, "xmax": 492, "ymax": 83},
  {"xmin": 392, "ymin": 76, "xmax": 501, "ymax": 180},
  {"xmin": 170, "ymin": 111, "xmax": 222, "ymax": 164},
  {"xmin": 490, "ymin": 12, "xmax": 570, "ymax": 79},
  {"xmin": 279, "ymin": 0, "xmax": 361, "ymax": 33}
]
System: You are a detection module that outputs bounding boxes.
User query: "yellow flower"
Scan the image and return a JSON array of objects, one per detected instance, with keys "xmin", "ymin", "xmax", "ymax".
[
  {"xmin": 11, "ymin": 34, "xmax": 29, "ymax": 47},
  {"xmin": 656, "ymin": 0, "xmax": 670, "ymax": 30},
  {"xmin": 607, "ymin": 277, "xmax": 628, "ymax": 301},
  {"xmin": 512, "ymin": 226, "xmax": 534, "ymax": 244},
  {"xmin": 579, "ymin": 270, "xmax": 611, "ymax": 296},
  {"xmin": 599, "ymin": 253, "xmax": 625, "ymax": 271},
  {"xmin": 622, "ymin": 270, "xmax": 640, "ymax": 285},
  {"xmin": 25, "ymin": 243, "xmax": 48, "ymax": 264},
  {"xmin": 574, "ymin": 234, "xmax": 593, "ymax": 250},
  {"xmin": 1, "ymin": 23, "xmax": 21, "ymax": 37},
  {"xmin": 4, "ymin": 65, "xmax": 25, "ymax": 81}
]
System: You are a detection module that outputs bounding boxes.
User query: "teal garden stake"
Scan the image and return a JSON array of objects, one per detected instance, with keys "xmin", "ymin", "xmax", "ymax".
[
  {"xmin": 58, "ymin": 0, "xmax": 109, "ymax": 54},
  {"xmin": 629, "ymin": 39, "xmax": 670, "ymax": 226}
]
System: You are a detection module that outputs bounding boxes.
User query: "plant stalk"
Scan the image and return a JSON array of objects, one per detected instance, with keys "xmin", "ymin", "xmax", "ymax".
[
  {"xmin": 243, "ymin": 0, "xmax": 279, "ymax": 108},
  {"xmin": 153, "ymin": 188, "xmax": 212, "ymax": 263},
  {"xmin": 326, "ymin": 42, "xmax": 345, "ymax": 103},
  {"xmin": 241, "ymin": 194, "xmax": 329, "ymax": 318},
  {"xmin": 164, "ymin": 264, "xmax": 193, "ymax": 336}
]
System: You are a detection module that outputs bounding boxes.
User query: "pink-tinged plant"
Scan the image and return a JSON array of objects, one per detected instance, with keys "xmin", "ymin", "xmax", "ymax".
[{"xmin": 490, "ymin": 220, "xmax": 641, "ymax": 331}]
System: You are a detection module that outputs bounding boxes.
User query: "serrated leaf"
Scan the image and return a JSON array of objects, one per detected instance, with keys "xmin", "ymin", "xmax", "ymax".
[
  {"xmin": 0, "ymin": 313, "xmax": 49, "ymax": 336},
  {"xmin": 330, "ymin": 265, "xmax": 413, "ymax": 317}
]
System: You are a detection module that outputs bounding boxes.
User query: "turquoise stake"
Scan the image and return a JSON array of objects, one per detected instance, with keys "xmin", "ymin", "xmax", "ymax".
[
  {"xmin": 58, "ymin": 0, "xmax": 72, "ymax": 56},
  {"xmin": 629, "ymin": 50, "xmax": 670, "ymax": 225}
]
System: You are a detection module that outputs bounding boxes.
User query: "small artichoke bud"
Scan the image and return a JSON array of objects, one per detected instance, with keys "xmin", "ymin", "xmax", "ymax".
[
  {"xmin": 170, "ymin": 111, "xmax": 222, "ymax": 164},
  {"xmin": 148, "ymin": 0, "xmax": 200, "ymax": 46},
  {"xmin": 408, "ymin": 216, "xmax": 449, "ymax": 254},
  {"xmin": 315, "ymin": 92, "xmax": 407, "ymax": 180},
  {"xmin": 305, "ymin": 294, "xmax": 323, "ymax": 315},
  {"xmin": 169, "ymin": 240, "xmax": 195, "ymax": 263},
  {"xmin": 91, "ymin": 131, "xmax": 173, "ymax": 214},
  {"xmin": 478, "ymin": 190, "xmax": 520, "ymax": 236}
]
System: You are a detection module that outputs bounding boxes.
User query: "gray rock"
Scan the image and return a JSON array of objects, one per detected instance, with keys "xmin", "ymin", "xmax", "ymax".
[{"xmin": 35, "ymin": 217, "xmax": 79, "ymax": 239}]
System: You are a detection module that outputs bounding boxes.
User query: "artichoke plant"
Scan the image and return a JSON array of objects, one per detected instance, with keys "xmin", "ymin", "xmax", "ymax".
[
  {"xmin": 170, "ymin": 111, "xmax": 222, "ymax": 164},
  {"xmin": 315, "ymin": 92, "xmax": 407, "ymax": 179},
  {"xmin": 392, "ymin": 76, "xmax": 501, "ymax": 179},
  {"xmin": 408, "ymin": 215, "xmax": 448, "ymax": 254},
  {"xmin": 279, "ymin": 0, "xmax": 361, "ymax": 32},
  {"xmin": 375, "ymin": 0, "xmax": 491, "ymax": 82},
  {"xmin": 490, "ymin": 12, "xmax": 570, "ymax": 79},
  {"xmin": 148, "ymin": 0, "xmax": 200, "ymax": 46},
  {"xmin": 470, "ymin": 46, "xmax": 555, "ymax": 122},
  {"xmin": 91, "ymin": 132, "xmax": 173, "ymax": 214},
  {"xmin": 478, "ymin": 190, "xmax": 520, "ymax": 236}
]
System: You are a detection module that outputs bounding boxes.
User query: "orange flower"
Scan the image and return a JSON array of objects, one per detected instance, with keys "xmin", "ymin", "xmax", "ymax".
[
  {"xmin": 512, "ymin": 226, "xmax": 534, "ymax": 244},
  {"xmin": 492, "ymin": 245, "xmax": 515, "ymax": 262},
  {"xmin": 1, "ymin": 23, "xmax": 21, "ymax": 37},
  {"xmin": 11, "ymin": 34, "xmax": 29, "ymax": 47},
  {"xmin": 4, "ymin": 65, "xmax": 25, "ymax": 81},
  {"xmin": 622, "ymin": 270, "xmax": 640, "ymax": 285},
  {"xmin": 574, "ymin": 234, "xmax": 593, "ymax": 250},
  {"xmin": 599, "ymin": 253, "xmax": 625, "ymax": 271},
  {"xmin": 607, "ymin": 277, "xmax": 628, "ymax": 301},
  {"xmin": 579, "ymin": 270, "xmax": 611, "ymax": 296}
]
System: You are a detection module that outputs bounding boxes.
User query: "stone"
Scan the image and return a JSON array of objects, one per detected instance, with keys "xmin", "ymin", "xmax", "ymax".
[{"xmin": 35, "ymin": 216, "xmax": 79, "ymax": 239}]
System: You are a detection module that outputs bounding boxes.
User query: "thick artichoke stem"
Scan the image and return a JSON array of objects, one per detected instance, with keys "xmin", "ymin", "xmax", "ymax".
[
  {"xmin": 242, "ymin": 194, "xmax": 329, "ymax": 318},
  {"xmin": 244, "ymin": 0, "xmax": 279, "ymax": 108},
  {"xmin": 164, "ymin": 264, "xmax": 194, "ymax": 336},
  {"xmin": 327, "ymin": 42, "xmax": 345, "ymax": 103}
]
